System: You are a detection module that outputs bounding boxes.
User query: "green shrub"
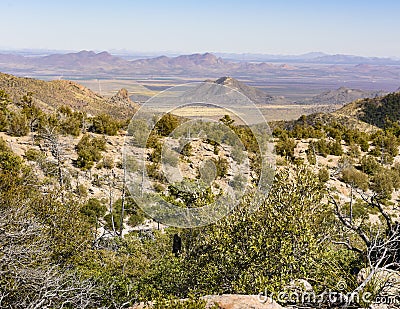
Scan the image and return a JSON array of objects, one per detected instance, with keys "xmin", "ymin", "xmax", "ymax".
[
  {"xmin": 358, "ymin": 137, "xmax": 370, "ymax": 152},
  {"xmin": 91, "ymin": 113, "xmax": 119, "ymax": 136},
  {"xmin": 318, "ymin": 167, "xmax": 330, "ymax": 183},
  {"xmin": 75, "ymin": 134, "xmax": 106, "ymax": 170},
  {"xmin": 102, "ymin": 156, "xmax": 115, "ymax": 169},
  {"xmin": 57, "ymin": 106, "xmax": 85, "ymax": 136},
  {"xmin": 360, "ymin": 156, "xmax": 379, "ymax": 175},
  {"xmin": 7, "ymin": 111, "xmax": 29, "ymax": 136},
  {"xmin": 231, "ymin": 144, "xmax": 246, "ymax": 164},
  {"xmin": 181, "ymin": 143, "xmax": 193, "ymax": 157},
  {"xmin": 275, "ymin": 136, "xmax": 296, "ymax": 160},
  {"xmin": 341, "ymin": 167, "xmax": 369, "ymax": 191},
  {"xmin": 81, "ymin": 198, "xmax": 107, "ymax": 224},
  {"xmin": 328, "ymin": 140, "xmax": 343, "ymax": 156},
  {"xmin": 155, "ymin": 113, "xmax": 181, "ymax": 136},
  {"xmin": 310, "ymin": 139, "xmax": 329, "ymax": 157},
  {"xmin": 347, "ymin": 144, "xmax": 361, "ymax": 158},
  {"xmin": 75, "ymin": 184, "xmax": 88, "ymax": 198},
  {"xmin": 128, "ymin": 118, "xmax": 151, "ymax": 147},
  {"xmin": 370, "ymin": 168, "xmax": 397, "ymax": 199},
  {"xmin": 25, "ymin": 148, "xmax": 46, "ymax": 162},
  {"xmin": 213, "ymin": 157, "xmax": 229, "ymax": 178},
  {"xmin": 293, "ymin": 157, "xmax": 304, "ymax": 166}
]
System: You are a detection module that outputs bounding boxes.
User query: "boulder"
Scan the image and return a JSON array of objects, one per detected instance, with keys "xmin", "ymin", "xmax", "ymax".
[
  {"xmin": 130, "ymin": 294, "xmax": 284, "ymax": 309},
  {"xmin": 287, "ymin": 279, "xmax": 313, "ymax": 293}
]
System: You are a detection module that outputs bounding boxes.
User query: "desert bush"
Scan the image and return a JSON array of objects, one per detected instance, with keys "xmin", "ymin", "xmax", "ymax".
[
  {"xmin": 91, "ymin": 113, "xmax": 119, "ymax": 136},
  {"xmin": 25, "ymin": 148, "xmax": 46, "ymax": 162},
  {"xmin": 102, "ymin": 155, "xmax": 115, "ymax": 169},
  {"xmin": 7, "ymin": 111, "xmax": 29, "ymax": 136},
  {"xmin": 75, "ymin": 134, "xmax": 106, "ymax": 170},
  {"xmin": 370, "ymin": 168, "xmax": 398, "ymax": 199},
  {"xmin": 213, "ymin": 157, "xmax": 229, "ymax": 178},
  {"xmin": 341, "ymin": 167, "xmax": 369, "ymax": 191},
  {"xmin": 169, "ymin": 166, "xmax": 352, "ymax": 297},
  {"xmin": 75, "ymin": 184, "xmax": 88, "ymax": 198},
  {"xmin": 348, "ymin": 144, "xmax": 361, "ymax": 158},
  {"xmin": 231, "ymin": 143, "xmax": 246, "ymax": 164},
  {"xmin": 275, "ymin": 136, "xmax": 296, "ymax": 160},
  {"xmin": 80, "ymin": 198, "xmax": 106, "ymax": 224},
  {"xmin": 57, "ymin": 106, "xmax": 86, "ymax": 136},
  {"xmin": 128, "ymin": 118, "xmax": 151, "ymax": 147},
  {"xmin": 360, "ymin": 155, "xmax": 379, "ymax": 175},
  {"xmin": 155, "ymin": 113, "xmax": 180, "ymax": 136},
  {"xmin": 318, "ymin": 167, "xmax": 330, "ymax": 183},
  {"xmin": 327, "ymin": 139, "xmax": 343, "ymax": 156},
  {"xmin": 181, "ymin": 142, "xmax": 193, "ymax": 157}
]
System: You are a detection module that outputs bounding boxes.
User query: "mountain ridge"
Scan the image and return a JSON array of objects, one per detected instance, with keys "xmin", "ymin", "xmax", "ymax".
[
  {"xmin": 297, "ymin": 87, "xmax": 387, "ymax": 106},
  {"xmin": 0, "ymin": 72, "xmax": 138, "ymax": 118},
  {"xmin": 213, "ymin": 76, "xmax": 288, "ymax": 105},
  {"xmin": 335, "ymin": 91, "xmax": 400, "ymax": 128}
]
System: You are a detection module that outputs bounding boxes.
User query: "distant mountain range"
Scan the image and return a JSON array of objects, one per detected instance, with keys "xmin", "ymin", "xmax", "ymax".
[
  {"xmin": 0, "ymin": 51, "xmax": 226, "ymax": 75},
  {"xmin": 1, "ymin": 50, "xmax": 399, "ymax": 96},
  {"xmin": 215, "ymin": 52, "xmax": 400, "ymax": 64},
  {"xmin": 1, "ymin": 50, "xmax": 400, "ymax": 76}
]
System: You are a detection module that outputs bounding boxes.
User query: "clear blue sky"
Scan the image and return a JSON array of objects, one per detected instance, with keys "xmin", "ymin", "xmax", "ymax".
[{"xmin": 1, "ymin": 0, "xmax": 399, "ymax": 57}]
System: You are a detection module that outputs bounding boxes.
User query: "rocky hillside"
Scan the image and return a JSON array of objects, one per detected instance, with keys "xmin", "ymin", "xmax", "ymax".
[
  {"xmin": 0, "ymin": 72, "xmax": 138, "ymax": 118},
  {"xmin": 297, "ymin": 86, "xmax": 386, "ymax": 107},
  {"xmin": 213, "ymin": 76, "xmax": 289, "ymax": 105},
  {"xmin": 335, "ymin": 91, "xmax": 400, "ymax": 127}
]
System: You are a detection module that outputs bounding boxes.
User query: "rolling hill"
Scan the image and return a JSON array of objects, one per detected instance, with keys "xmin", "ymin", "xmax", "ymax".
[
  {"xmin": 213, "ymin": 76, "xmax": 289, "ymax": 105},
  {"xmin": 297, "ymin": 87, "xmax": 387, "ymax": 107},
  {"xmin": 0, "ymin": 72, "xmax": 138, "ymax": 118},
  {"xmin": 335, "ymin": 91, "xmax": 400, "ymax": 128}
]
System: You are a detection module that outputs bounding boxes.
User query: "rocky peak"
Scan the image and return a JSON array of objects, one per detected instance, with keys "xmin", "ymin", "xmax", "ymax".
[
  {"xmin": 108, "ymin": 88, "xmax": 139, "ymax": 111},
  {"xmin": 214, "ymin": 76, "xmax": 236, "ymax": 86},
  {"xmin": 113, "ymin": 88, "xmax": 129, "ymax": 100}
]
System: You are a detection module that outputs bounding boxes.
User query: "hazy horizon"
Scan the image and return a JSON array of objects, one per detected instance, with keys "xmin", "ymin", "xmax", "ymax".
[
  {"xmin": 1, "ymin": 0, "xmax": 399, "ymax": 58},
  {"xmin": 1, "ymin": 48, "xmax": 399, "ymax": 60}
]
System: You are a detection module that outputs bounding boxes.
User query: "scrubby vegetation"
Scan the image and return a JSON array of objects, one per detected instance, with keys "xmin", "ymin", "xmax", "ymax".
[{"xmin": 1, "ymin": 88, "xmax": 400, "ymax": 308}]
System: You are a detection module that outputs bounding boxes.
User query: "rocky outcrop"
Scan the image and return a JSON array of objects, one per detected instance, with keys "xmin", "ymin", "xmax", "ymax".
[
  {"xmin": 214, "ymin": 76, "xmax": 289, "ymax": 105},
  {"xmin": 130, "ymin": 294, "xmax": 284, "ymax": 309},
  {"xmin": 201, "ymin": 294, "xmax": 284, "ymax": 309},
  {"xmin": 107, "ymin": 88, "xmax": 139, "ymax": 111}
]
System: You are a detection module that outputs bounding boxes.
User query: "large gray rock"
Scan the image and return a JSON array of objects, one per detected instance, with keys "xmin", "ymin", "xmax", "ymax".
[{"xmin": 286, "ymin": 279, "xmax": 313, "ymax": 293}]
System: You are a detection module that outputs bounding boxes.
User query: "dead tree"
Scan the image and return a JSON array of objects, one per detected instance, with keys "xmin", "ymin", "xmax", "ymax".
[
  {"xmin": 0, "ymin": 206, "xmax": 101, "ymax": 309},
  {"xmin": 329, "ymin": 190, "xmax": 400, "ymax": 301},
  {"xmin": 35, "ymin": 126, "xmax": 66, "ymax": 188},
  {"xmin": 118, "ymin": 166, "xmax": 126, "ymax": 237}
]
